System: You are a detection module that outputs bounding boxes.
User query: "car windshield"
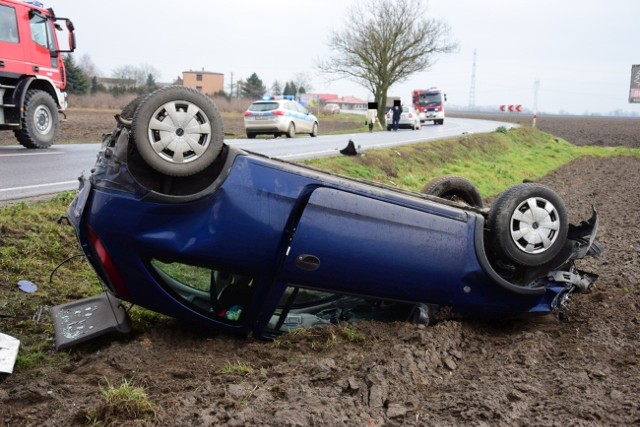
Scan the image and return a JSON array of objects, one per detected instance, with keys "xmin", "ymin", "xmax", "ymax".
[
  {"xmin": 418, "ymin": 93, "xmax": 441, "ymax": 106},
  {"xmin": 249, "ymin": 102, "xmax": 279, "ymax": 112}
]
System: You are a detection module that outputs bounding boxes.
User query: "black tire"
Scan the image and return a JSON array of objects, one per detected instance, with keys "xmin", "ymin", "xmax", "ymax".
[
  {"xmin": 286, "ymin": 122, "xmax": 295, "ymax": 138},
  {"xmin": 487, "ymin": 183, "xmax": 568, "ymax": 267},
  {"xmin": 120, "ymin": 94, "xmax": 149, "ymax": 121},
  {"xmin": 421, "ymin": 175, "xmax": 484, "ymax": 208},
  {"xmin": 310, "ymin": 122, "xmax": 318, "ymax": 137},
  {"xmin": 246, "ymin": 133, "xmax": 256, "ymax": 139},
  {"xmin": 14, "ymin": 89, "xmax": 59, "ymax": 148},
  {"xmin": 131, "ymin": 86, "xmax": 223, "ymax": 177}
]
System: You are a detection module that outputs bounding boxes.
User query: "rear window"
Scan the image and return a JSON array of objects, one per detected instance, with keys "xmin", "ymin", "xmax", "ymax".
[{"xmin": 249, "ymin": 102, "xmax": 279, "ymax": 112}]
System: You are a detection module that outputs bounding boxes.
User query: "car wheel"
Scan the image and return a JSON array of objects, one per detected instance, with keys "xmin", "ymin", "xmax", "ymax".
[
  {"xmin": 246, "ymin": 133, "xmax": 256, "ymax": 139},
  {"xmin": 120, "ymin": 94, "xmax": 149, "ymax": 121},
  {"xmin": 286, "ymin": 122, "xmax": 296, "ymax": 138},
  {"xmin": 387, "ymin": 126, "xmax": 392, "ymax": 131},
  {"xmin": 310, "ymin": 122, "xmax": 318, "ymax": 137},
  {"xmin": 421, "ymin": 175, "xmax": 484, "ymax": 208},
  {"xmin": 487, "ymin": 183, "xmax": 568, "ymax": 267},
  {"xmin": 131, "ymin": 86, "xmax": 223, "ymax": 177},
  {"xmin": 14, "ymin": 89, "xmax": 59, "ymax": 148}
]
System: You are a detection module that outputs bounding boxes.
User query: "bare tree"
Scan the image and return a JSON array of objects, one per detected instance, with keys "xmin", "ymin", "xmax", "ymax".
[
  {"xmin": 111, "ymin": 65, "xmax": 138, "ymax": 89},
  {"xmin": 137, "ymin": 63, "xmax": 161, "ymax": 86},
  {"xmin": 77, "ymin": 53, "xmax": 100, "ymax": 78},
  {"xmin": 112, "ymin": 64, "xmax": 161, "ymax": 89},
  {"xmin": 318, "ymin": 0, "xmax": 458, "ymax": 121},
  {"xmin": 292, "ymin": 72, "xmax": 313, "ymax": 94}
]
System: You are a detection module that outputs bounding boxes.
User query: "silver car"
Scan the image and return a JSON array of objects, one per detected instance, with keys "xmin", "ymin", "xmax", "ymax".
[
  {"xmin": 385, "ymin": 106, "xmax": 421, "ymax": 131},
  {"xmin": 244, "ymin": 98, "xmax": 319, "ymax": 139}
]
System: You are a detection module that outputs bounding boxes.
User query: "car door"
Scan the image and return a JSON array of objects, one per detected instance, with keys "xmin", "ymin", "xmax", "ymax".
[
  {"xmin": 277, "ymin": 187, "xmax": 476, "ymax": 304},
  {"xmin": 293, "ymin": 102, "xmax": 312, "ymax": 133},
  {"xmin": 0, "ymin": 3, "xmax": 27, "ymax": 75}
]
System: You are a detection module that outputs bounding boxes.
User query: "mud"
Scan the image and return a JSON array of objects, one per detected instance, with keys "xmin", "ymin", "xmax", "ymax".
[{"xmin": 1, "ymin": 114, "xmax": 640, "ymax": 426}]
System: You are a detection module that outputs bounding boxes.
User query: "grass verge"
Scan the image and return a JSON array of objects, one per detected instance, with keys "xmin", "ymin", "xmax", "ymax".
[{"xmin": 305, "ymin": 126, "xmax": 640, "ymax": 197}]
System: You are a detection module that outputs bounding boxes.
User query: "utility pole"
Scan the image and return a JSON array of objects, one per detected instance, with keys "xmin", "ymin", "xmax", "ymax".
[
  {"xmin": 229, "ymin": 72, "xmax": 234, "ymax": 99},
  {"xmin": 468, "ymin": 49, "xmax": 477, "ymax": 110}
]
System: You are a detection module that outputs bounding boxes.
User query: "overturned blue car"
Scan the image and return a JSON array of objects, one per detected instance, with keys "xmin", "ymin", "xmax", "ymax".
[{"xmin": 61, "ymin": 87, "xmax": 601, "ymax": 347}]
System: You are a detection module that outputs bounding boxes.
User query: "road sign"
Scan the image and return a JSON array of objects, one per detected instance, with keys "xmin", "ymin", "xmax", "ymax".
[{"xmin": 500, "ymin": 104, "xmax": 522, "ymax": 112}]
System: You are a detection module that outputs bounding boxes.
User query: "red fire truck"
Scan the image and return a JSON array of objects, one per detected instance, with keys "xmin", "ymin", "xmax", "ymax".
[
  {"xmin": 0, "ymin": 0, "xmax": 75, "ymax": 148},
  {"xmin": 412, "ymin": 87, "xmax": 446, "ymax": 125}
]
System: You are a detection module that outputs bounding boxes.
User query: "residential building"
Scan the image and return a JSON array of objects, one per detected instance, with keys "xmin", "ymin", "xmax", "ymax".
[
  {"xmin": 324, "ymin": 95, "xmax": 368, "ymax": 112},
  {"xmin": 182, "ymin": 70, "xmax": 224, "ymax": 95}
]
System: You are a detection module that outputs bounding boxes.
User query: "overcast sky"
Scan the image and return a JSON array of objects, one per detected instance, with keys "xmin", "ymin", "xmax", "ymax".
[{"xmin": 49, "ymin": 0, "xmax": 640, "ymax": 115}]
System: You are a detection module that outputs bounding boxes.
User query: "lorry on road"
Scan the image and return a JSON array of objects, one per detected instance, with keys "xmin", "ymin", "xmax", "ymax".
[
  {"xmin": 412, "ymin": 87, "xmax": 446, "ymax": 125},
  {"xmin": 0, "ymin": 0, "xmax": 75, "ymax": 148}
]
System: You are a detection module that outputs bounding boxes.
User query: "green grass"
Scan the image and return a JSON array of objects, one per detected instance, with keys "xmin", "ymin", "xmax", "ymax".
[
  {"xmin": 305, "ymin": 126, "xmax": 640, "ymax": 197},
  {"xmin": 221, "ymin": 360, "xmax": 255, "ymax": 375},
  {"xmin": 87, "ymin": 377, "xmax": 156, "ymax": 423},
  {"xmin": 1, "ymin": 125, "xmax": 638, "ymax": 375}
]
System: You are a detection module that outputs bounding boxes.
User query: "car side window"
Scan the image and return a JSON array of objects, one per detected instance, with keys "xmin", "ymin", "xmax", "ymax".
[
  {"xmin": 0, "ymin": 5, "xmax": 19, "ymax": 43},
  {"xmin": 266, "ymin": 285, "xmax": 417, "ymax": 335},
  {"xmin": 150, "ymin": 259, "xmax": 254, "ymax": 322}
]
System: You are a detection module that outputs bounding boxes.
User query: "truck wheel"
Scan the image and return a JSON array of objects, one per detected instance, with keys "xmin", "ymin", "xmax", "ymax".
[
  {"xmin": 131, "ymin": 86, "xmax": 224, "ymax": 177},
  {"xmin": 487, "ymin": 183, "xmax": 568, "ymax": 267},
  {"xmin": 14, "ymin": 90, "xmax": 59, "ymax": 149},
  {"xmin": 421, "ymin": 175, "xmax": 483, "ymax": 208}
]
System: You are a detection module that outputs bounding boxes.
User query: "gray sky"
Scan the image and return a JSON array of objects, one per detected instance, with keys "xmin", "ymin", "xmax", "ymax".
[{"xmin": 50, "ymin": 0, "xmax": 640, "ymax": 115}]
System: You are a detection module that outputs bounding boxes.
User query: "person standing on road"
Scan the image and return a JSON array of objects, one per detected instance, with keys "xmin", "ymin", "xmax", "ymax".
[
  {"xmin": 392, "ymin": 104, "xmax": 402, "ymax": 131},
  {"xmin": 366, "ymin": 108, "xmax": 378, "ymax": 132}
]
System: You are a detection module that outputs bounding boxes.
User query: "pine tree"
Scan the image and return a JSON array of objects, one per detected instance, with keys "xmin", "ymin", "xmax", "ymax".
[
  {"xmin": 63, "ymin": 55, "xmax": 89, "ymax": 95},
  {"xmin": 283, "ymin": 81, "xmax": 297, "ymax": 97},
  {"xmin": 240, "ymin": 72, "xmax": 266, "ymax": 99}
]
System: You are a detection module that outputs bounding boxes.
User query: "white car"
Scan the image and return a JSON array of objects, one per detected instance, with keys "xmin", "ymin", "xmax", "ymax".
[
  {"xmin": 323, "ymin": 103, "xmax": 340, "ymax": 114},
  {"xmin": 244, "ymin": 97, "xmax": 319, "ymax": 139},
  {"xmin": 385, "ymin": 106, "xmax": 421, "ymax": 131}
]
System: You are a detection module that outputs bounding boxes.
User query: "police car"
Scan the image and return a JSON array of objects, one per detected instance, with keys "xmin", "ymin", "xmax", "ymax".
[{"xmin": 243, "ymin": 96, "xmax": 319, "ymax": 139}]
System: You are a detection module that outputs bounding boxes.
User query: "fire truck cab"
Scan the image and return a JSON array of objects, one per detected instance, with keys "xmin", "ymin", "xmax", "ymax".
[
  {"xmin": 412, "ymin": 88, "xmax": 446, "ymax": 125},
  {"xmin": 0, "ymin": 0, "xmax": 75, "ymax": 148}
]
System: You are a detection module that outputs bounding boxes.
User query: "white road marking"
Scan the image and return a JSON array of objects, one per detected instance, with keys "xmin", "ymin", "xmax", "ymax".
[
  {"xmin": 0, "ymin": 180, "xmax": 78, "ymax": 193},
  {"xmin": 0, "ymin": 151, "xmax": 63, "ymax": 157}
]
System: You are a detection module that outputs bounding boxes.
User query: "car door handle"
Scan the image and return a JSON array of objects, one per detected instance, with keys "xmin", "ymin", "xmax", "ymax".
[
  {"xmin": 295, "ymin": 254, "xmax": 320, "ymax": 271},
  {"xmin": 33, "ymin": 65, "xmax": 39, "ymax": 72}
]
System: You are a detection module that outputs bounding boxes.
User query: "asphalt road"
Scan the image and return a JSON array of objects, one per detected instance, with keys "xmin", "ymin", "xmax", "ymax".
[{"xmin": 0, "ymin": 117, "xmax": 513, "ymax": 202}]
